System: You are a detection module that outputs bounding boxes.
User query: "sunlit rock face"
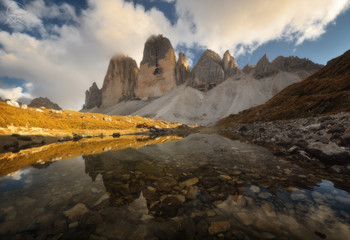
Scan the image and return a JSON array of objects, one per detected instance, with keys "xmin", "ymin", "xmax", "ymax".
[
  {"xmin": 135, "ymin": 35, "xmax": 177, "ymax": 100},
  {"xmin": 84, "ymin": 82, "xmax": 102, "ymax": 109},
  {"xmin": 101, "ymin": 56, "xmax": 139, "ymax": 108},
  {"xmin": 175, "ymin": 52, "xmax": 190, "ymax": 85},
  {"xmin": 222, "ymin": 50, "xmax": 240, "ymax": 79}
]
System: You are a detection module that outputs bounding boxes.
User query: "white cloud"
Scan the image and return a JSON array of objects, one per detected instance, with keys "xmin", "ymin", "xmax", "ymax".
[
  {"xmin": 174, "ymin": 0, "xmax": 350, "ymax": 55},
  {"xmin": 0, "ymin": 0, "xmax": 172, "ymax": 109},
  {"xmin": 0, "ymin": 86, "xmax": 32, "ymax": 100},
  {"xmin": 0, "ymin": 0, "xmax": 349, "ymax": 110}
]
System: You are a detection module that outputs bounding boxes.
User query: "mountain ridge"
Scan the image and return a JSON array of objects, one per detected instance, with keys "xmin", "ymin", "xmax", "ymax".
[
  {"xmin": 82, "ymin": 35, "xmax": 323, "ymax": 125},
  {"xmin": 219, "ymin": 49, "xmax": 350, "ymax": 125}
]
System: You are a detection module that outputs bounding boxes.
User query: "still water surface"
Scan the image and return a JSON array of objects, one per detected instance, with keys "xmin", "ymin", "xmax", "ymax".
[{"xmin": 0, "ymin": 134, "xmax": 349, "ymax": 240}]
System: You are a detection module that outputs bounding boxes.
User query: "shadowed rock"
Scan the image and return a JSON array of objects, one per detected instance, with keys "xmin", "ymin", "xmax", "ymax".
[
  {"xmin": 189, "ymin": 49, "xmax": 225, "ymax": 91},
  {"xmin": 84, "ymin": 82, "xmax": 102, "ymax": 109},
  {"xmin": 175, "ymin": 52, "xmax": 190, "ymax": 85},
  {"xmin": 254, "ymin": 54, "xmax": 278, "ymax": 79},
  {"xmin": 101, "ymin": 56, "xmax": 139, "ymax": 108}
]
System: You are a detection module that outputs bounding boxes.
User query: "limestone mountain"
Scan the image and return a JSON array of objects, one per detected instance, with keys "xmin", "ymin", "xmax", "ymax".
[
  {"xmin": 28, "ymin": 97, "xmax": 62, "ymax": 110},
  {"xmin": 135, "ymin": 35, "xmax": 178, "ymax": 99},
  {"xmin": 189, "ymin": 49, "xmax": 225, "ymax": 91},
  {"xmin": 101, "ymin": 56, "xmax": 138, "ymax": 108},
  {"xmin": 219, "ymin": 49, "xmax": 350, "ymax": 124},
  {"xmin": 83, "ymin": 34, "xmax": 323, "ymax": 125}
]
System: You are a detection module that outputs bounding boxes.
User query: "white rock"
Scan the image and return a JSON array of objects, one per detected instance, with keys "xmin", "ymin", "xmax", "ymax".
[
  {"xmin": 5, "ymin": 99, "xmax": 20, "ymax": 108},
  {"xmin": 51, "ymin": 109, "xmax": 62, "ymax": 114},
  {"xmin": 250, "ymin": 185, "xmax": 260, "ymax": 193}
]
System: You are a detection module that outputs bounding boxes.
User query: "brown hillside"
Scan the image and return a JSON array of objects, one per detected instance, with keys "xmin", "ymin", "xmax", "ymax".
[
  {"xmin": 0, "ymin": 102, "xmax": 181, "ymax": 136},
  {"xmin": 219, "ymin": 49, "xmax": 350, "ymax": 125}
]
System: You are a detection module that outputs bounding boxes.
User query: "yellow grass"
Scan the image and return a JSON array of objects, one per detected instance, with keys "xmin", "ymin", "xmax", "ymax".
[{"xmin": 0, "ymin": 102, "xmax": 182, "ymax": 136}]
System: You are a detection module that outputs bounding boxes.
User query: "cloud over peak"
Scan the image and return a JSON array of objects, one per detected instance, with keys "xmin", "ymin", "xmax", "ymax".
[{"xmin": 0, "ymin": 0, "xmax": 349, "ymax": 109}]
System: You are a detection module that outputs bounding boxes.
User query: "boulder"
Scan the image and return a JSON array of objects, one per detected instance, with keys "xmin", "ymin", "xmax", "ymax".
[
  {"xmin": 5, "ymin": 99, "xmax": 20, "ymax": 108},
  {"xmin": 135, "ymin": 35, "xmax": 177, "ymax": 99},
  {"xmin": 101, "ymin": 56, "xmax": 139, "ymax": 108},
  {"xmin": 340, "ymin": 134, "xmax": 350, "ymax": 147},
  {"xmin": 51, "ymin": 109, "xmax": 62, "ymax": 114},
  {"xmin": 189, "ymin": 49, "xmax": 225, "ymax": 91},
  {"xmin": 29, "ymin": 97, "xmax": 62, "ymax": 110},
  {"xmin": 305, "ymin": 142, "xmax": 350, "ymax": 164},
  {"xmin": 103, "ymin": 117, "xmax": 112, "ymax": 121},
  {"xmin": 84, "ymin": 82, "xmax": 102, "ymax": 109},
  {"xmin": 63, "ymin": 203, "xmax": 89, "ymax": 221},
  {"xmin": 208, "ymin": 221, "xmax": 230, "ymax": 235},
  {"xmin": 20, "ymin": 104, "xmax": 27, "ymax": 109}
]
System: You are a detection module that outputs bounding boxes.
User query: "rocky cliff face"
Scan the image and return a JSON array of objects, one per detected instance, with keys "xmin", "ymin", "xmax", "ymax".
[
  {"xmin": 135, "ymin": 35, "xmax": 177, "ymax": 99},
  {"xmin": 101, "ymin": 56, "xmax": 139, "ymax": 108},
  {"xmin": 175, "ymin": 52, "xmax": 190, "ymax": 85},
  {"xmin": 222, "ymin": 50, "xmax": 240, "ymax": 79},
  {"xmin": 83, "ymin": 34, "xmax": 325, "ymax": 125},
  {"xmin": 29, "ymin": 97, "xmax": 62, "ymax": 110},
  {"xmin": 189, "ymin": 50, "xmax": 225, "ymax": 91},
  {"xmin": 271, "ymin": 56, "xmax": 323, "ymax": 72},
  {"xmin": 84, "ymin": 82, "xmax": 102, "ymax": 109},
  {"xmin": 241, "ymin": 54, "xmax": 323, "ymax": 80},
  {"xmin": 253, "ymin": 54, "xmax": 278, "ymax": 79}
]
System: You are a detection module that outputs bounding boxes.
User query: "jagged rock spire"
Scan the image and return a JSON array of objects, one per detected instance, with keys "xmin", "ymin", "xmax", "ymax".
[
  {"xmin": 135, "ymin": 34, "xmax": 177, "ymax": 99},
  {"xmin": 175, "ymin": 52, "xmax": 190, "ymax": 85}
]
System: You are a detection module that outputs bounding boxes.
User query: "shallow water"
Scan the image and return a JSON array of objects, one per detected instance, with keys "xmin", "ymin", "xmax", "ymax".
[{"xmin": 0, "ymin": 134, "xmax": 349, "ymax": 240}]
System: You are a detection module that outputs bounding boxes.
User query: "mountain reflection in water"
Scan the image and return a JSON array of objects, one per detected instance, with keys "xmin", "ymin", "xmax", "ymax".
[{"xmin": 0, "ymin": 134, "xmax": 349, "ymax": 240}]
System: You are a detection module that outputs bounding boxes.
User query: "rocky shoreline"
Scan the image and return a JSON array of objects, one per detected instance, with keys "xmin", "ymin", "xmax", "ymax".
[{"xmin": 219, "ymin": 112, "xmax": 350, "ymax": 172}]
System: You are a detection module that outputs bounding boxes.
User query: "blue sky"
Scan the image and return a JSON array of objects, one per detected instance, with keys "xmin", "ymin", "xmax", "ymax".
[{"xmin": 0, "ymin": 0, "xmax": 350, "ymax": 109}]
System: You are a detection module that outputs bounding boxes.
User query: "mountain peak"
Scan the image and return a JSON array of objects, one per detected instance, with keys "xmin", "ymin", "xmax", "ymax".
[
  {"xmin": 222, "ymin": 50, "xmax": 239, "ymax": 78},
  {"xmin": 271, "ymin": 55, "xmax": 323, "ymax": 72},
  {"xmin": 254, "ymin": 54, "xmax": 278, "ymax": 79},
  {"xmin": 135, "ymin": 34, "xmax": 177, "ymax": 99},
  {"xmin": 29, "ymin": 97, "xmax": 62, "ymax": 110},
  {"xmin": 189, "ymin": 49, "xmax": 224, "ymax": 91},
  {"xmin": 140, "ymin": 34, "xmax": 174, "ymax": 67},
  {"xmin": 84, "ymin": 82, "xmax": 102, "ymax": 109},
  {"xmin": 175, "ymin": 52, "xmax": 190, "ymax": 85},
  {"xmin": 256, "ymin": 54, "xmax": 270, "ymax": 66},
  {"xmin": 200, "ymin": 49, "xmax": 222, "ymax": 63}
]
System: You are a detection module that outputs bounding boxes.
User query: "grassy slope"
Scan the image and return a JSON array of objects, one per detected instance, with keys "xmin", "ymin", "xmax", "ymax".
[
  {"xmin": 219, "ymin": 49, "xmax": 350, "ymax": 125},
  {"xmin": 0, "ymin": 102, "xmax": 181, "ymax": 135}
]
